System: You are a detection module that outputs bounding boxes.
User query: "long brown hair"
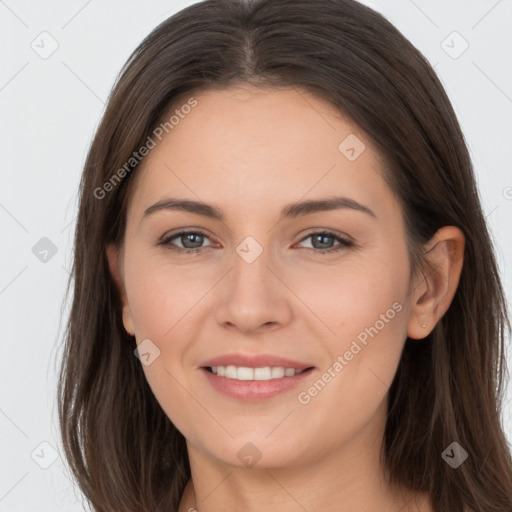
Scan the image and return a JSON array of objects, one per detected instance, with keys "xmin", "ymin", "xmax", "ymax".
[{"xmin": 57, "ymin": 0, "xmax": 512, "ymax": 510}]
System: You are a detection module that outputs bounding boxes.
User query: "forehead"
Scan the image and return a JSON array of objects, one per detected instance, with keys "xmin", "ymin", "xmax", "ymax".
[{"xmin": 126, "ymin": 85, "xmax": 394, "ymax": 220}]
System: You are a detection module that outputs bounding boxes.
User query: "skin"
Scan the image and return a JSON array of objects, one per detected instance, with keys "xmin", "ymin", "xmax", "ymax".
[{"xmin": 107, "ymin": 85, "xmax": 465, "ymax": 512}]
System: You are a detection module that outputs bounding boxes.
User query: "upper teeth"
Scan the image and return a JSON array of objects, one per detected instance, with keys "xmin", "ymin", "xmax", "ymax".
[{"xmin": 211, "ymin": 366, "xmax": 305, "ymax": 380}]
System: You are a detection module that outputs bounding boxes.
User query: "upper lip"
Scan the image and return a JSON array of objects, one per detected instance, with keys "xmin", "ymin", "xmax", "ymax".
[{"xmin": 200, "ymin": 353, "xmax": 315, "ymax": 370}]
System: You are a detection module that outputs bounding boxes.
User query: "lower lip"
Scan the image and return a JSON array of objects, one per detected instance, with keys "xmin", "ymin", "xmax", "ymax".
[{"xmin": 200, "ymin": 367, "xmax": 315, "ymax": 401}]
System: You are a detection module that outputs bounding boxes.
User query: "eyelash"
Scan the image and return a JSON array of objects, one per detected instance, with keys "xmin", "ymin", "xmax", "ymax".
[{"xmin": 158, "ymin": 230, "xmax": 354, "ymax": 256}]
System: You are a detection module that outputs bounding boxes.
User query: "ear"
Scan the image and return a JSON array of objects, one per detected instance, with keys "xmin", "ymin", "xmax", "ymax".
[
  {"xmin": 106, "ymin": 243, "xmax": 135, "ymax": 337},
  {"xmin": 407, "ymin": 226, "xmax": 465, "ymax": 340}
]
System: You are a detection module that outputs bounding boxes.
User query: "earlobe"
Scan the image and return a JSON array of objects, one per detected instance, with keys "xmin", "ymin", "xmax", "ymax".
[
  {"xmin": 106, "ymin": 243, "xmax": 136, "ymax": 337},
  {"xmin": 407, "ymin": 226, "xmax": 465, "ymax": 340}
]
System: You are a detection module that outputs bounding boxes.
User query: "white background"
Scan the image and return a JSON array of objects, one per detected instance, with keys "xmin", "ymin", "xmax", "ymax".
[{"xmin": 0, "ymin": 0, "xmax": 511, "ymax": 510}]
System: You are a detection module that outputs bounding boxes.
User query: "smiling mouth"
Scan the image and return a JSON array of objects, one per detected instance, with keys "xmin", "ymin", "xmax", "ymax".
[{"xmin": 203, "ymin": 365, "xmax": 315, "ymax": 381}]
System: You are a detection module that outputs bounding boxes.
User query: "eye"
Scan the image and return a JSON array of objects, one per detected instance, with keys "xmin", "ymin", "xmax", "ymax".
[
  {"xmin": 157, "ymin": 229, "xmax": 353, "ymax": 256},
  {"xmin": 296, "ymin": 231, "xmax": 353, "ymax": 255},
  {"xmin": 158, "ymin": 230, "xmax": 214, "ymax": 254}
]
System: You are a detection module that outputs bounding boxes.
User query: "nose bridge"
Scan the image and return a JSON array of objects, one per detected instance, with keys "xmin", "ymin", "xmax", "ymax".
[
  {"xmin": 230, "ymin": 235, "xmax": 276, "ymax": 301},
  {"xmin": 214, "ymin": 234, "xmax": 291, "ymax": 331},
  {"xmin": 234, "ymin": 239, "xmax": 270, "ymax": 285}
]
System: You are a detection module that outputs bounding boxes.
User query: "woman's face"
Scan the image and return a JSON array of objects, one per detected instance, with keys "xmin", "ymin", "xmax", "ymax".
[{"xmin": 109, "ymin": 85, "xmax": 418, "ymax": 469}]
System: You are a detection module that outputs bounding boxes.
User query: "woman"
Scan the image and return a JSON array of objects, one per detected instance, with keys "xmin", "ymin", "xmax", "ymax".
[{"xmin": 57, "ymin": 0, "xmax": 512, "ymax": 510}]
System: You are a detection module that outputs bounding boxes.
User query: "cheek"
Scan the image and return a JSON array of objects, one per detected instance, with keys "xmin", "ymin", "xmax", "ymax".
[
  {"xmin": 294, "ymin": 266, "xmax": 409, "ymax": 445},
  {"xmin": 123, "ymin": 251, "xmax": 219, "ymax": 408},
  {"xmin": 124, "ymin": 247, "xmax": 213, "ymax": 338},
  {"xmin": 125, "ymin": 259, "xmax": 207, "ymax": 435},
  {"xmin": 293, "ymin": 257, "xmax": 408, "ymax": 391},
  {"xmin": 291, "ymin": 252, "xmax": 410, "ymax": 345},
  {"xmin": 298, "ymin": 317, "xmax": 405, "ymax": 459}
]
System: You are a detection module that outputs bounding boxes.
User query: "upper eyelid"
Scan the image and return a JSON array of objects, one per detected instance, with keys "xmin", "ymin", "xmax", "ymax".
[{"xmin": 163, "ymin": 229, "xmax": 214, "ymax": 246}]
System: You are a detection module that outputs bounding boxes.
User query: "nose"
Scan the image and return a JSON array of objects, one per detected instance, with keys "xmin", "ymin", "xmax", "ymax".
[{"xmin": 214, "ymin": 244, "xmax": 293, "ymax": 334}]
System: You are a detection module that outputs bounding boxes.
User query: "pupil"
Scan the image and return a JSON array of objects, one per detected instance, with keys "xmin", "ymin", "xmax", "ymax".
[
  {"xmin": 313, "ymin": 234, "xmax": 333, "ymax": 249},
  {"xmin": 183, "ymin": 233, "xmax": 203, "ymax": 248}
]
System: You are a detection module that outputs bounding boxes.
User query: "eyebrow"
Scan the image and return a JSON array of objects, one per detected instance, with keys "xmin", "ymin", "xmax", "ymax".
[{"xmin": 142, "ymin": 195, "xmax": 376, "ymax": 223}]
